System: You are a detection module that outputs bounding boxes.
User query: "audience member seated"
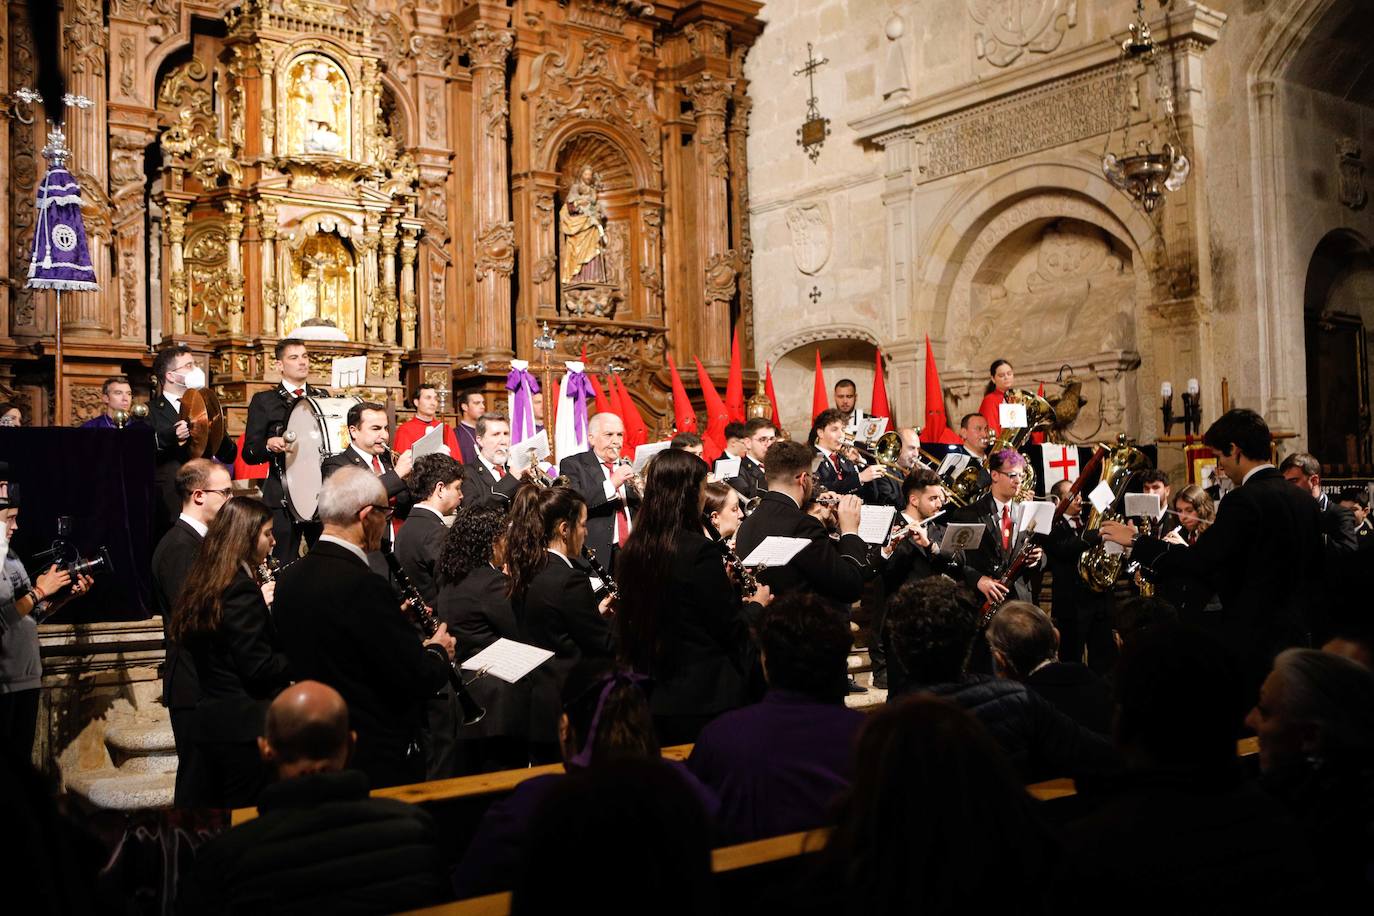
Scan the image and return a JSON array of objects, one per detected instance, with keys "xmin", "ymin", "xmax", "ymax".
[
  {"xmin": 887, "ymin": 577, "xmax": 1118, "ymax": 781},
  {"xmin": 1322, "ymin": 631, "xmax": 1374, "ymax": 669},
  {"xmin": 453, "ymin": 661, "xmax": 716, "ymax": 899},
  {"xmin": 793, "ymin": 696, "xmax": 1064, "ymax": 916},
  {"xmin": 511, "ymin": 758, "xmax": 715, "ymax": 916},
  {"xmin": 1066, "ymin": 626, "xmax": 1320, "ymax": 914},
  {"xmin": 1110, "ymin": 594, "xmax": 1180, "ymax": 656},
  {"xmin": 986, "ymin": 601, "xmax": 1111, "ymax": 734},
  {"xmin": 182, "ymin": 682, "xmax": 449, "ymax": 915},
  {"xmin": 1248, "ymin": 648, "xmax": 1374, "ymax": 903},
  {"xmin": 686, "ymin": 592, "xmax": 863, "ymax": 842}
]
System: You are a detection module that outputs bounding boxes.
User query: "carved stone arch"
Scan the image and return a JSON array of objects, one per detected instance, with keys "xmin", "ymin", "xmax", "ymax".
[
  {"xmin": 539, "ymin": 121, "xmax": 657, "ymax": 192},
  {"xmin": 276, "ymin": 44, "xmax": 360, "ymax": 159},
  {"xmin": 378, "ymin": 72, "xmax": 418, "ymax": 150},
  {"xmin": 766, "ymin": 324, "xmax": 881, "ymax": 368},
  {"xmin": 556, "ymin": 133, "xmax": 635, "ymax": 193}
]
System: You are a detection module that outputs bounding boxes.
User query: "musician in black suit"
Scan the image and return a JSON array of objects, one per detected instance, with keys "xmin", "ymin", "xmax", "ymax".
[
  {"xmin": 321, "ymin": 401, "xmax": 415, "ymax": 577},
  {"xmin": 150, "ymin": 458, "xmax": 233, "ymax": 806},
  {"xmin": 1278, "ymin": 452, "xmax": 1360, "ymax": 640},
  {"xmin": 735, "ymin": 440, "xmax": 868, "ymax": 605},
  {"xmin": 459, "ymin": 413, "xmax": 524, "ymax": 510},
  {"xmin": 1043, "ymin": 480, "xmax": 1114, "ymax": 673},
  {"xmin": 274, "ymin": 466, "xmax": 457, "ymax": 789},
  {"xmin": 150, "ymin": 345, "xmax": 238, "ymax": 536},
  {"xmin": 809, "ymin": 409, "xmax": 882, "ymax": 498},
  {"xmin": 168, "ymin": 498, "xmax": 292, "ymax": 807},
  {"xmin": 615, "ymin": 449, "xmax": 770, "ymax": 745},
  {"xmin": 242, "ymin": 338, "xmax": 330, "ymax": 562},
  {"xmin": 557, "ymin": 412, "xmax": 640, "ymax": 574},
  {"xmin": 1337, "ymin": 488, "xmax": 1371, "ymax": 551},
  {"xmin": 1137, "ymin": 469, "xmax": 1182, "ymax": 542},
  {"xmin": 954, "ymin": 448, "xmax": 1046, "ymax": 611},
  {"xmin": 1103, "ymin": 409, "xmax": 1324, "ymax": 688},
  {"xmin": 437, "ymin": 505, "xmax": 531, "ymax": 773},
  {"xmin": 726, "ymin": 417, "xmax": 774, "ymax": 501},
  {"xmin": 504, "ymin": 485, "xmax": 614, "ymax": 762}
]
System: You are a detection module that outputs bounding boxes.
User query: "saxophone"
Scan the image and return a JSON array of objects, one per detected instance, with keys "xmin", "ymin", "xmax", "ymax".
[{"xmin": 1076, "ymin": 435, "xmax": 1150, "ymax": 592}]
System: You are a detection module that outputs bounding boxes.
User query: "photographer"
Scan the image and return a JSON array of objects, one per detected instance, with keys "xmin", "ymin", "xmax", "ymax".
[{"xmin": 0, "ymin": 487, "xmax": 93, "ymax": 757}]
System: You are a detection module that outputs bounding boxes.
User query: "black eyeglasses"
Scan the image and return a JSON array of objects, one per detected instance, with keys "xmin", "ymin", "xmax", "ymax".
[
  {"xmin": 200, "ymin": 487, "xmax": 233, "ymax": 498},
  {"xmin": 367, "ymin": 503, "xmax": 395, "ymax": 519}
]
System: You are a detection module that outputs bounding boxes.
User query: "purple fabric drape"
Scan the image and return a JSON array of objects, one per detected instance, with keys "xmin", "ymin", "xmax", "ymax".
[
  {"xmin": 28, "ymin": 160, "xmax": 98, "ymax": 292},
  {"xmin": 563, "ymin": 370, "xmax": 594, "ymax": 447},
  {"xmin": 506, "ymin": 366, "xmax": 541, "ymax": 443}
]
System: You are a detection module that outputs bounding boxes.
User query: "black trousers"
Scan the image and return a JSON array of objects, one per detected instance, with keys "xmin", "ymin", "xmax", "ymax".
[
  {"xmin": 269, "ymin": 504, "xmax": 319, "ymax": 564},
  {"xmin": 0, "ymin": 688, "xmax": 40, "ymax": 760},
  {"xmin": 192, "ymin": 739, "xmax": 266, "ymax": 809},
  {"xmin": 169, "ymin": 707, "xmax": 200, "ymax": 807},
  {"xmin": 421, "ymin": 687, "xmax": 460, "ymax": 780}
]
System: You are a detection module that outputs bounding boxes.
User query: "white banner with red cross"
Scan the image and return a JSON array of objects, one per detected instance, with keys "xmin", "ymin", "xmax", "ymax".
[{"xmin": 1038, "ymin": 444, "xmax": 1080, "ymax": 489}]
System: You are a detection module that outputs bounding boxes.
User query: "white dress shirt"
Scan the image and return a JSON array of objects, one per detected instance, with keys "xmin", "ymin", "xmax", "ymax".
[{"xmin": 318, "ymin": 534, "xmax": 369, "ymax": 566}]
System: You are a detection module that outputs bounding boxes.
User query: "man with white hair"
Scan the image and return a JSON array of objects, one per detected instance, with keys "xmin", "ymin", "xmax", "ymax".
[
  {"xmin": 557, "ymin": 411, "xmax": 641, "ymax": 572},
  {"xmin": 274, "ymin": 466, "xmax": 457, "ymax": 789}
]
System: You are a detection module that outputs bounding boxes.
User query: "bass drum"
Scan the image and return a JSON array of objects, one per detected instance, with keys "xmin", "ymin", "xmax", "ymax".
[{"xmin": 283, "ymin": 396, "xmax": 361, "ymax": 522}]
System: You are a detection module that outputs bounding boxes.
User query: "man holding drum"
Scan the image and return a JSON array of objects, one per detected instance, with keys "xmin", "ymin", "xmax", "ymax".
[{"xmin": 244, "ymin": 338, "xmax": 331, "ymax": 563}]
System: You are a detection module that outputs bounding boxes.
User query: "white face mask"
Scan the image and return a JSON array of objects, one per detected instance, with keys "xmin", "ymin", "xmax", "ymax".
[{"xmin": 180, "ymin": 366, "xmax": 206, "ymax": 390}]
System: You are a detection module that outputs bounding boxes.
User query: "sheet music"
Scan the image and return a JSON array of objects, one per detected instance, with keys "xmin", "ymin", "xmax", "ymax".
[
  {"xmin": 858, "ymin": 416, "xmax": 889, "ymax": 443},
  {"xmin": 410, "ymin": 423, "xmax": 447, "ymax": 458},
  {"xmin": 632, "ymin": 440, "xmax": 671, "ymax": 473},
  {"xmin": 938, "ymin": 452, "xmax": 970, "ymax": 478},
  {"xmin": 330, "ymin": 355, "xmax": 367, "ymax": 389},
  {"xmin": 857, "ymin": 505, "xmax": 898, "ymax": 544},
  {"xmin": 1088, "ymin": 480, "xmax": 1115, "ymax": 513},
  {"xmin": 740, "ymin": 536, "xmax": 812, "ymax": 568},
  {"xmin": 940, "ymin": 523, "xmax": 985, "ymax": 553},
  {"xmin": 1018, "ymin": 500, "xmax": 1055, "ymax": 534},
  {"xmin": 1124, "ymin": 492, "xmax": 1165, "ymax": 520},
  {"xmin": 714, "ymin": 456, "xmax": 741, "ymax": 480},
  {"xmin": 998, "ymin": 402, "xmax": 1028, "ymax": 429},
  {"xmin": 460, "ymin": 637, "xmax": 555, "ymax": 685},
  {"xmin": 509, "ymin": 430, "xmax": 551, "ymax": 472}
]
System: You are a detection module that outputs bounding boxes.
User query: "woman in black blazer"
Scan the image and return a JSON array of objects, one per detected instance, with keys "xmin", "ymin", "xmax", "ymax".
[
  {"xmin": 170, "ymin": 497, "xmax": 292, "ymax": 807},
  {"xmin": 437, "ymin": 504, "xmax": 530, "ymax": 772},
  {"xmin": 616, "ymin": 450, "xmax": 771, "ymax": 746},
  {"xmin": 506, "ymin": 484, "xmax": 615, "ymax": 762}
]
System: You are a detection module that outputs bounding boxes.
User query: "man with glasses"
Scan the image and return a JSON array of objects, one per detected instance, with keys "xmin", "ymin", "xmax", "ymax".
[
  {"xmin": 274, "ymin": 466, "xmax": 456, "ymax": 789},
  {"xmin": 728, "ymin": 417, "xmax": 775, "ymax": 501},
  {"xmin": 151, "ymin": 458, "xmax": 234, "ymax": 806},
  {"xmin": 955, "ymin": 449, "xmax": 1044, "ymax": 613},
  {"xmin": 150, "ymin": 344, "xmax": 239, "ymax": 536}
]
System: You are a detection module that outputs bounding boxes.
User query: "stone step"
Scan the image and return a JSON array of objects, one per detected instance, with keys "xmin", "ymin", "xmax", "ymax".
[
  {"xmin": 66, "ymin": 768, "xmax": 176, "ymax": 811},
  {"xmin": 846, "ymin": 651, "xmax": 873, "ymax": 673},
  {"xmin": 104, "ymin": 719, "xmax": 177, "ymax": 758}
]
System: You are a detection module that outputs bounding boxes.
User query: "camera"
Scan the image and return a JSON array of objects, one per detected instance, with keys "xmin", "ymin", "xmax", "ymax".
[{"xmin": 32, "ymin": 516, "xmax": 112, "ymax": 582}]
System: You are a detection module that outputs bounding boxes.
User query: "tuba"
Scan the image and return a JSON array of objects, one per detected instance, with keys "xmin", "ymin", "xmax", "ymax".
[
  {"xmin": 946, "ymin": 389, "xmax": 1055, "ymax": 504},
  {"xmin": 1076, "ymin": 435, "xmax": 1150, "ymax": 592}
]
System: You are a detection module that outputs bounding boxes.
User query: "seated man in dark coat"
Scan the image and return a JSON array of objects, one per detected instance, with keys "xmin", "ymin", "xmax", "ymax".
[
  {"xmin": 182, "ymin": 681, "xmax": 449, "ymax": 915},
  {"xmin": 985, "ymin": 601, "xmax": 1112, "ymax": 734},
  {"xmin": 687, "ymin": 592, "xmax": 864, "ymax": 842},
  {"xmin": 887, "ymin": 577, "xmax": 1118, "ymax": 782}
]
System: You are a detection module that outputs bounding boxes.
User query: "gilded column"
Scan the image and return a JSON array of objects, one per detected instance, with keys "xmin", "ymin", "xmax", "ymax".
[
  {"xmin": 225, "ymin": 200, "xmax": 245, "ymax": 336},
  {"xmin": 464, "ymin": 21, "xmax": 515, "ymax": 361},
  {"xmin": 259, "ymin": 201, "xmax": 279, "ymax": 337},
  {"xmin": 727, "ymin": 87, "xmax": 754, "ymax": 356},
  {"xmin": 400, "ymin": 226, "xmax": 419, "ymax": 350},
  {"xmin": 378, "ymin": 217, "xmax": 399, "ymax": 347},
  {"xmin": 166, "ymin": 200, "xmax": 189, "ymax": 336},
  {"xmin": 684, "ymin": 72, "xmax": 737, "ymax": 367}
]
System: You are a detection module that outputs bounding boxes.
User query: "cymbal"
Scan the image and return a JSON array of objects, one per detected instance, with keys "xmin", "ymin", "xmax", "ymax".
[{"xmin": 179, "ymin": 387, "xmax": 226, "ymax": 459}]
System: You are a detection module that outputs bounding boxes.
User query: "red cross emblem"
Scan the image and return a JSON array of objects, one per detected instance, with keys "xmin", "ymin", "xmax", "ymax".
[{"xmin": 1046, "ymin": 446, "xmax": 1076, "ymax": 483}]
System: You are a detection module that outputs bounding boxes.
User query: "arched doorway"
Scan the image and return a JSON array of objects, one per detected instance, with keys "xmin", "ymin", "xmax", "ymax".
[{"xmin": 1303, "ymin": 230, "xmax": 1373, "ymax": 465}]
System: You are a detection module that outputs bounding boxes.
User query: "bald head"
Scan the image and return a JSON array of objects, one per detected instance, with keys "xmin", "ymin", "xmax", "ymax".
[
  {"xmin": 258, "ymin": 681, "xmax": 354, "ymax": 779},
  {"xmin": 588, "ymin": 410, "xmax": 625, "ymax": 462}
]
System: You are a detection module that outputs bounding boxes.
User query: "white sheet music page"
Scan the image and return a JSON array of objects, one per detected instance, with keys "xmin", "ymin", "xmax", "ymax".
[
  {"xmin": 740, "ymin": 536, "xmax": 812, "ymax": 567},
  {"xmin": 509, "ymin": 430, "xmax": 551, "ymax": 472},
  {"xmin": 411, "ymin": 423, "xmax": 446, "ymax": 458},
  {"xmin": 713, "ymin": 456, "xmax": 742, "ymax": 479},
  {"xmin": 857, "ymin": 505, "xmax": 898, "ymax": 544},
  {"xmin": 460, "ymin": 638, "xmax": 555, "ymax": 685},
  {"xmin": 1018, "ymin": 500, "xmax": 1055, "ymax": 534},
  {"xmin": 1124, "ymin": 492, "xmax": 1165, "ymax": 520}
]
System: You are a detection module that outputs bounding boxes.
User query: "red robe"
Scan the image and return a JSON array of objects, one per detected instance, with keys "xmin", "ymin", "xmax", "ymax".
[{"xmin": 394, "ymin": 416, "xmax": 459, "ymax": 459}]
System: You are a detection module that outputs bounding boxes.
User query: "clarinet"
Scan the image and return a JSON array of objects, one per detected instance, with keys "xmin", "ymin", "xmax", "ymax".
[
  {"xmin": 383, "ymin": 550, "xmax": 486, "ymax": 726},
  {"xmin": 581, "ymin": 547, "xmax": 619, "ymax": 602},
  {"xmin": 705, "ymin": 520, "xmax": 759, "ymax": 598}
]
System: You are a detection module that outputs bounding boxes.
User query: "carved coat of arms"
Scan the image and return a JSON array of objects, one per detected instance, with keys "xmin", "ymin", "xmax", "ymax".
[
  {"xmin": 969, "ymin": 0, "xmax": 1078, "ymax": 68},
  {"xmin": 1338, "ymin": 138, "xmax": 1366, "ymax": 211},
  {"xmin": 786, "ymin": 202, "xmax": 832, "ymax": 276}
]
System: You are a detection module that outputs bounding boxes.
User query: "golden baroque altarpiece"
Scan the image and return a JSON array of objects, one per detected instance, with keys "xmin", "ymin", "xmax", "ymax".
[{"xmin": 0, "ymin": 0, "xmax": 763, "ymax": 429}]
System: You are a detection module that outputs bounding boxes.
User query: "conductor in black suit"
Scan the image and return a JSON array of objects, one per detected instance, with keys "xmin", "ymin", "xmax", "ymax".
[
  {"xmin": 150, "ymin": 458, "xmax": 233, "ymax": 807},
  {"xmin": 459, "ymin": 413, "xmax": 523, "ymax": 510},
  {"xmin": 953, "ymin": 448, "xmax": 1046, "ymax": 610},
  {"xmin": 727, "ymin": 417, "xmax": 774, "ymax": 501},
  {"xmin": 274, "ymin": 466, "xmax": 457, "ymax": 789},
  {"xmin": 241, "ymin": 338, "xmax": 330, "ymax": 562},
  {"xmin": 149, "ymin": 345, "xmax": 239, "ymax": 536},
  {"xmin": 321, "ymin": 401, "xmax": 415, "ymax": 577},
  {"xmin": 557, "ymin": 411, "xmax": 640, "ymax": 574},
  {"xmin": 504, "ymin": 485, "xmax": 615, "ymax": 762},
  {"xmin": 735, "ymin": 439, "xmax": 868, "ymax": 605},
  {"xmin": 1103, "ymin": 409, "xmax": 1324, "ymax": 688}
]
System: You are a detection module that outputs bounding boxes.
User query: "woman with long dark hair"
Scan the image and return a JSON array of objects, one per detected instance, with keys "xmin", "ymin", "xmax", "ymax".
[
  {"xmin": 505, "ymin": 484, "xmax": 614, "ymax": 761},
  {"xmin": 615, "ymin": 449, "xmax": 770, "ymax": 745},
  {"xmin": 170, "ymin": 497, "xmax": 292, "ymax": 807},
  {"xmin": 437, "ymin": 503, "xmax": 529, "ymax": 772},
  {"xmin": 977, "ymin": 358, "xmax": 1016, "ymax": 436}
]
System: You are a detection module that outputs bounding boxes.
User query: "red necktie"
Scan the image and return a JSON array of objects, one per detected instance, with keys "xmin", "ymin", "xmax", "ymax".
[
  {"xmin": 830, "ymin": 453, "xmax": 843, "ymax": 479},
  {"xmin": 371, "ymin": 455, "xmax": 383, "ymax": 475},
  {"xmin": 604, "ymin": 461, "xmax": 629, "ymax": 546},
  {"xmin": 1001, "ymin": 504, "xmax": 1012, "ymax": 551},
  {"xmin": 495, "ymin": 464, "xmax": 506, "ymax": 479},
  {"xmin": 293, "ymin": 388, "xmax": 304, "ymax": 398}
]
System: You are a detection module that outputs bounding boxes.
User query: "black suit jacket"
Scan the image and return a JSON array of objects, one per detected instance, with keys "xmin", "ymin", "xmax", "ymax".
[
  {"xmin": 734, "ymin": 491, "xmax": 868, "ymax": 604},
  {"xmin": 515, "ymin": 554, "xmax": 615, "ymax": 743},
  {"xmin": 394, "ymin": 507, "xmax": 447, "ymax": 607},
  {"xmin": 151, "ymin": 519, "xmax": 204, "ymax": 710},
  {"xmin": 557, "ymin": 450, "xmax": 641, "ymax": 571},
  {"xmin": 727, "ymin": 457, "xmax": 767, "ymax": 502},
  {"xmin": 184, "ymin": 569, "xmax": 293, "ymax": 743},
  {"xmin": 150, "ymin": 392, "xmax": 238, "ymax": 528},
  {"xmin": 635, "ymin": 530, "xmax": 754, "ymax": 718},
  {"xmin": 321, "ymin": 447, "xmax": 416, "ymax": 575},
  {"xmin": 954, "ymin": 494, "xmax": 1045, "ymax": 603},
  {"xmin": 242, "ymin": 384, "xmax": 330, "ymax": 510},
  {"xmin": 813, "ymin": 448, "xmax": 862, "ymax": 496},
  {"xmin": 879, "ymin": 519, "xmax": 977, "ymax": 593},
  {"xmin": 274, "ymin": 540, "xmax": 451, "ymax": 788},
  {"xmin": 437, "ymin": 564, "xmax": 528, "ymax": 740},
  {"xmin": 1131, "ymin": 467, "xmax": 1323, "ymax": 673},
  {"xmin": 459, "ymin": 460, "xmax": 521, "ymax": 511}
]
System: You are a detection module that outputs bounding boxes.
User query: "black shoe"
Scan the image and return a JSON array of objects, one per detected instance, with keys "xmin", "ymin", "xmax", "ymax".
[
  {"xmin": 871, "ymin": 669, "xmax": 888, "ymax": 690},
  {"xmin": 847, "ymin": 677, "xmax": 866, "ymax": 694}
]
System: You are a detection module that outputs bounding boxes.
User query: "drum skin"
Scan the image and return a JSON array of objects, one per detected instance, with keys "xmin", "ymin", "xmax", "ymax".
[{"xmin": 283, "ymin": 395, "xmax": 360, "ymax": 521}]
